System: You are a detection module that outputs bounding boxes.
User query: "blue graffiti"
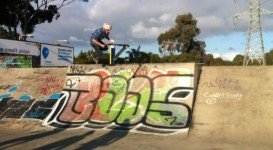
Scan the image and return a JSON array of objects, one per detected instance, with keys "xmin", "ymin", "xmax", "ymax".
[
  {"xmin": 8, "ymin": 86, "xmax": 18, "ymax": 92},
  {"xmin": 49, "ymin": 93, "xmax": 61, "ymax": 100},
  {"xmin": 19, "ymin": 95, "xmax": 32, "ymax": 101},
  {"xmin": 0, "ymin": 94, "xmax": 12, "ymax": 101}
]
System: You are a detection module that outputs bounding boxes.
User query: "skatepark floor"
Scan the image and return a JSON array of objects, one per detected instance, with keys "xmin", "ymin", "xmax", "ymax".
[{"xmin": 0, "ymin": 125, "xmax": 272, "ymax": 150}]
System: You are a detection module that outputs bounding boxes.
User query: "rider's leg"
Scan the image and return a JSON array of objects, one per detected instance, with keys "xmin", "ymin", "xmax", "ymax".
[
  {"xmin": 89, "ymin": 50, "xmax": 99, "ymax": 64},
  {"xmin": 91, "ymin": 44, "xmax": 108, "ymax": 64},
  {"xmin": 91, "ymin": 44, "xmax": 104, "ymax": 64}
]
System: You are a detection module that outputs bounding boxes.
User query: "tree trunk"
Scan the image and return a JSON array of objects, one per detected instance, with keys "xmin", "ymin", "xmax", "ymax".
[
  {"xmin": 13, "ymin": 26, "xmax": 18, "ymax": 40},
  {"xmin": 8, "ymin": 25, "xmax": 12, "ymax": 39}
]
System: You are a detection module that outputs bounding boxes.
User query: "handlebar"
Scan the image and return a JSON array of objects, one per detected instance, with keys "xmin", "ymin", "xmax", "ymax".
[{"xmin": 107, "ymin": 44, "xmax": 129, "ymax": 47}]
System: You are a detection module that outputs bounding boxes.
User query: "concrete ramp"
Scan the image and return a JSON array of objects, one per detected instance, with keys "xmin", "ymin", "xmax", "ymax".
[
  {"xmin": 0, "ymin": 64, "xmax": 198, "ymax": 135},
  {"xmin": 2, "ymin": 64, "xmax": 273, "ymax": 148},
  {"xmin": 1, "ymin": 64, "xmax": 273, "ymax": 144},
  {"xmin": 192, "ymin": 66, "xmax": 273, "ymax": 144},
  {"xmin": 46, "ymin": 63, "xmax": 198, "ymax": 135},
  {"xmin": 0, "ymin": 68, "xmax": 67, "ymax": 120}
]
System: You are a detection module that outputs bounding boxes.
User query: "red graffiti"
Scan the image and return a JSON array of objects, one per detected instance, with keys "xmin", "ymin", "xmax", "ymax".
[{"xmin": 37, "ymin": 76, "xmax": 64, "ymax": 95}]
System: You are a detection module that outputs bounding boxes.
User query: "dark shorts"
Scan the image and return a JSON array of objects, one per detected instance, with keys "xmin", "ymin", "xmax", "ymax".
[{"xmin": 91, "ymin": 44, "xmax": 108, "ymax": 57}]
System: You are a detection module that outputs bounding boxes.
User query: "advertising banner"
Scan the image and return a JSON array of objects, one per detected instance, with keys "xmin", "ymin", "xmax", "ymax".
[
  {"xmin": 40, "ymin": 44, "xmax": 73, "ymax": 67},
  {"xmin": 0, "ymin": 39, "xmax": 39, "ymax": 56},
  {"xmin": 0, "ymin": 55, "xmax": 32, "ymax": 68}
]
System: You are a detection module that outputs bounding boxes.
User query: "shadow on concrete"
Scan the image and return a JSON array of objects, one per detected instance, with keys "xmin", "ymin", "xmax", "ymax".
[
  {"xmin": 0, "ymin": 128, "xmax": 65, "ymax": 149},
  {"xmin": 33, "ymin": 130, "xmax": 95, "ymax": 150},
  {"xmin": 76, "ymin": 119, "xmax": 131, "ymax": 149},
  {"xmin": 76, "ymin": 129, "xmax": 129, "ymax": 150}
]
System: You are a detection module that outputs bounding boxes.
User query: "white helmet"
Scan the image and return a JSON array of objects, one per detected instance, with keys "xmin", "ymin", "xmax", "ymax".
[{"xmin": 102, "ymin": 23, "xmax": 112, "ymax": 30}]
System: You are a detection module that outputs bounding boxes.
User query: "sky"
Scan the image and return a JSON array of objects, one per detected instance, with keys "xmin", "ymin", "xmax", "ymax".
[{"xmin": 29, "ymin": 0, "xmax": 273, "ymax": 61}]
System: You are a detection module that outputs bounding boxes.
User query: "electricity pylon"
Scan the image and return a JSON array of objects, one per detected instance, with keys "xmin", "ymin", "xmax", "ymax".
[{"xmin": 234, "ymin": 0, "xmax": 273, "ymax": 66}]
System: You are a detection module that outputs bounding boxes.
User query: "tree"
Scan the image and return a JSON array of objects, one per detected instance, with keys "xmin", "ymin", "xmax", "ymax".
[
  {"xmin": 149, "ymin": 53, "xmax": 162, "ymax": 63},
  {"xmin": 265, "ymin": 49, "xmax": 273, "ymax": 65},
  {"xmin": 158, "ymin": 13, "xmax": 203, "ymax": 54},
  {"xmin": 126, "ymin": 48, "xmax": 150, "ymax": 64},
  {"xmin": 233, "ymin": 54, "xmax": 244, "ymax": 66},
  {"xmin": 203, "ymin": 54, "xmax": 214, "ymax": 65},
  {"xmin": 0, "ymin": 27, "xmax": 12, "ymax": 39},
  {"xmin": 74, "ymin": 50, "xmax": 92, "ymax": 64},
  {"xmin": 0, "ymin": 0, "xmax": 78, "ymax": 40},
  {"xmin": 0, "ymin": 0, "xmax": 20, "ymax": 39}
]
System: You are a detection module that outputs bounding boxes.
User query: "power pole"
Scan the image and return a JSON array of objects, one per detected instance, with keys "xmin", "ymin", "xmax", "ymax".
[{"xmin": 234, "ymin": 0, "xmax": 273, "ymax": 66}]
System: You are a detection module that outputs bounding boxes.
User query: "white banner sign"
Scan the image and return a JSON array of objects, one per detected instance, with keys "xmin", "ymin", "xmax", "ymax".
[
  {"xmin": 40, "ymin": 44, "xmax": 74, "ymax": 67},
  {"xmin": 0, "ymin": 39, "xmax": 39, "ymax": 56}
]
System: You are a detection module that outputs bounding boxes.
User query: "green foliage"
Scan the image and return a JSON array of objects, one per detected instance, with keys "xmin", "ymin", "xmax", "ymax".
[
  {"xmin": 0, "ymin": 0, "xmax": 21, "ymax": 39},
  {"xmin": 232, "ymin": 54, "xmax": 244, "ymax": 66},
  {"xmin": 149, "ymin": 53, "xmax": 162, "ymax": 63},
  {"xmin": 0, "ymin": 26, "xmax": 19, "ymax": 39},
  {"xmin": 206, "ymin": 57, "xmax": 232, "ymax": 66},
  {"xmin": 0, "ymin": 0, "xmax": 73, "ymax": 40},
  {"xmin": 74, "ymin": 50, "xmax": 94, "ymax": 64},
  {"xmin": 160, "ymin": 49, "xmax": 205, "ymax": 64},
  {"xmin": 0, "ymin": 0, "xmax": 19, "ymax": 26},
  {"xmin": 0, "ymin": 27, "xmax": 10, "ymax": 39},
  {"xmin": 158, "ymin": 13, "xmax": 203, "ymax": 54},
  {"xmin": 73, "ymin": 48, "xmax": 273, "ymax": 66},
  {"xmin": 73, "ymin": 47, "xmax": 273, "ymax": 65},
  {"xmin": 126, "ymin": 48, "xmax": 150, "ymax": 64},
  {"xmin": 265, "ymin": 49, "xmax": 273, "ymax": 65}
]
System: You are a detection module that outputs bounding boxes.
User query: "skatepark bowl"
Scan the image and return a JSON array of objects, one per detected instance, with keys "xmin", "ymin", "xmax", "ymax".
[{"xmin": 0, "ymin": 63, "xmax": 273, "ymax": 149}]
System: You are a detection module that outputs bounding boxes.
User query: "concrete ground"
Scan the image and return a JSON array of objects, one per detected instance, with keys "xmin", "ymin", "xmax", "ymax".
[{"xmin": 0, "ymin": 125, "xmax": 272, "ymax": 150}]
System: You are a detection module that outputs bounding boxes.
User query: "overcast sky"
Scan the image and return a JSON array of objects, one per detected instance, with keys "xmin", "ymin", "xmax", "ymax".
[{"xmin": 30, "ymin": 0, "xmax": 273, "ymax": 60}]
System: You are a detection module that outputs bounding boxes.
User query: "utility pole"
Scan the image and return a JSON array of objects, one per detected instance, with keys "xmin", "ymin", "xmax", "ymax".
[{"xmin": 234, "ymin": 0, "xmax": 273, "ymax": 66}]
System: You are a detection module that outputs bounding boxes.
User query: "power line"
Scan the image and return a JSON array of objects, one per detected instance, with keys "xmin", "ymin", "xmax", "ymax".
[{"xmin": 234, "ymin": 0, "xmax": 273, "ymax": 66}]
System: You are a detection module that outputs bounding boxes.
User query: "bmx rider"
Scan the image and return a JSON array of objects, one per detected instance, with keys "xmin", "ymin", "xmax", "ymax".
[{"xmin": 89, "ymin": 23, "xmax": 114, "ymax": 64}]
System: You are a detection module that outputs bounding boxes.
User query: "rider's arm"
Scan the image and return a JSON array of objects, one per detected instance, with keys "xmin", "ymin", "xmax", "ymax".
[
  {"xmin": 89, "ymin": 28, "xmax": 111, "ymax": 47},
  {"xmin": 91, "ymin": 39, "xmax": 105, "ymax": 48},
  {"xmin": 105, "ymin": 34, "xmax": 115, "ymax": 44}
]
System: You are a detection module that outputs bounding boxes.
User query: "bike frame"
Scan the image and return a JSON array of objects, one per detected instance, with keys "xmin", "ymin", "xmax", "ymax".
[{"xmin": 108, "ymin": 44, "xmax": 129, "ymax": 65}]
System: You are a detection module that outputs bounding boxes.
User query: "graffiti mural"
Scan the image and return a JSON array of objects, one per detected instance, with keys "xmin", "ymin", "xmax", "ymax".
[
  {"xmin": 0, "ymin": 55, "xmax": 32, "ymax": 68},
  {"xmin": 46, "ymin": 64, "xmax": 196, "ymax": 134},
  {"xmin": 0, "ymin": 68, "xmax": 67, "ymax": 122},
  {"xmin": 0, "ymin": 68, "xmax": 67, "ymax": 101},
  {"xmin": 37, "ymin": 76, "xmax": 64, "ymax": 95},
  {"xmin": 0, "ymin": 64, "xmax": 197, "ymax": 135},
  {"xmin": 0, "ymin": 94, "xmax": 61, "ymax": 120}
]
